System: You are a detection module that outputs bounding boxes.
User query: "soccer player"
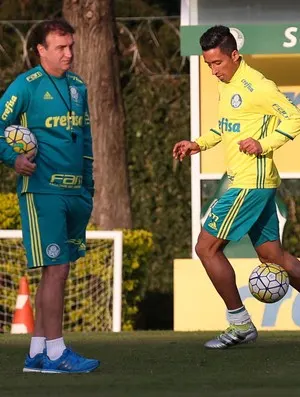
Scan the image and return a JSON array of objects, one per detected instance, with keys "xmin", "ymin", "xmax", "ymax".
[
  {"xmin": 173, "ymin": 25, "xmax": 300, "ymax": 349},
  {"xmin": 0, "ymin": 19, "xmax": 100, "ymax": 372}
]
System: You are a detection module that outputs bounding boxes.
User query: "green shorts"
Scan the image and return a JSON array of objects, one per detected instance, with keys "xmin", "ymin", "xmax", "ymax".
[
  {"xmin": 203, "ymin": 188, "xmax": 279, "ymax": 247},
  {"xmin": 18, "ymin": 192, "xmax": 93, "ymax": 269}
]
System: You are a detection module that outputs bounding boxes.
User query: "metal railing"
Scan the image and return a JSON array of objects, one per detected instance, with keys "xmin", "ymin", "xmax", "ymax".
[{"xmin": 0, "ymin": 17, "xmax": 189, "ymax": 78}]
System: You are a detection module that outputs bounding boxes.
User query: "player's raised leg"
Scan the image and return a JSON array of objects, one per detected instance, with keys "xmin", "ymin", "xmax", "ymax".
[
  {"xmin": 255, "ymin": 241, "xmax": 300, "ymax": 292},
  {"xmin": 194, "ymin": 188, "xmax": 276, "ymax": 349}
]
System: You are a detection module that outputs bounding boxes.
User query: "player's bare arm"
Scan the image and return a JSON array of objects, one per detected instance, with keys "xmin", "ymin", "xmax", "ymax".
[
  {"xmin": 238, "ymin": 138, "xmax": 263, "ymax": 155},
  {"xmin": 173, "ymin": 140, "xmax": 200, "ymax": 161}
]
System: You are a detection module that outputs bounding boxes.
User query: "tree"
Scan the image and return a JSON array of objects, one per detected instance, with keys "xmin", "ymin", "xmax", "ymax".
[{"xmin": 63, "ymin": 0, "xmax": 132, "ymax": 228}]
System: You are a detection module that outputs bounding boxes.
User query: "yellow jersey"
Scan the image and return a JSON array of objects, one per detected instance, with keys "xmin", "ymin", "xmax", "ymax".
[{"xmin": 195, "ymin": 59, "xmax": 300, "ymax": 188}]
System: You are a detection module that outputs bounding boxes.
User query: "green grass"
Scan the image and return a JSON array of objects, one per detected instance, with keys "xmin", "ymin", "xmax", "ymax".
[{"xmin": 1, "ymin": 332, "xmax": 300, "ymax": 397}]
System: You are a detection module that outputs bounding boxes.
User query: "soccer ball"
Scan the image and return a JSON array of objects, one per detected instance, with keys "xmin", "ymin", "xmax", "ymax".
[
  {"xmin": 4, "ymin": 125, "xmax": 37, "ymax": 158},
  {"xmin": 248, "ymin": 263, "xmax": 289, "ymax": 303}
]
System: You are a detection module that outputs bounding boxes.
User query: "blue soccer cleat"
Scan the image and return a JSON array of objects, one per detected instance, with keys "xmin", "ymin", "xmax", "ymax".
[
  {"xmin": 23, "ymin": 352, "xmax": 45, "ymax": 373},
  {"xmin": 41, "ymin": 348, "xmax": 100, "ymax": 374}
]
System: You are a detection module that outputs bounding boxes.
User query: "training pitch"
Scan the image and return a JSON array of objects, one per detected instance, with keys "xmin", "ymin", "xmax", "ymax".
[{"xmin": 1, "ymin": 331, "xmax": 300, "ymax": 397}]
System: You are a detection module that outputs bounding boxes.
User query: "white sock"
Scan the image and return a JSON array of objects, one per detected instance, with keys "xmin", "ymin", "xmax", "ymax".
[
  {"xmin": 227, "ymin": 305, "xmax": 251, "ymax": 325},
  {"xmin": 46, "ymin": 337, "xmax": 66, "ymax": 361},
  {"xmin": 29, "ymin": 336, "xmax": 46, "ymax": 358}
]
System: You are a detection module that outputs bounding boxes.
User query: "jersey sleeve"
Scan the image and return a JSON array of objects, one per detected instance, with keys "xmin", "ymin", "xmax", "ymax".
[
  {"xmin": 254, "ymin": 81, "xmax": 300, "ymax": 154},
  {"xmin": 0, "ymin": 76, "xmax": 29, "ymax": 166},
  {"xmin": 195, "ymin": 126, "xmax": 222, "ymax": 150},
  {"xmin": 82, "ymin": 91, "xmax": 94, "ymax": 197}
]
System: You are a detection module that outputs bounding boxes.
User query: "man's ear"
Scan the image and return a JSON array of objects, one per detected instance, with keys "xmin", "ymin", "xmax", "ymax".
[
  {"xmin": 37, "ymin": 44, "xmax": 45, "ymax": 58},
  {"xmin": 232, "ymin": 49, "xmax": 240, "ymax": 62}
]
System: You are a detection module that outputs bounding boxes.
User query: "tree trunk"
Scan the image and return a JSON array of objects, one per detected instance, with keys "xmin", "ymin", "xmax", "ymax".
[{"xmin": 63, "ymin": 0, "xmax": 132, "ymax": 229}]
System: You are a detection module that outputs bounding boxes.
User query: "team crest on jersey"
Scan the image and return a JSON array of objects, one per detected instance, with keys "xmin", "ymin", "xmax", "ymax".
[
  {"xmin": 231, "ymin": 94, "xmax": 242, "ymax": 108},
  {"xmin": 69, "ymin": 86, "xmax": 83, "ymax": 106},
  {"xmin": 46, "ymin": 243, "xmax": 61, "ymax": 259},
  {"xmin": 70, "ymin": 86, "xmax": 79, "ymax": 102}
]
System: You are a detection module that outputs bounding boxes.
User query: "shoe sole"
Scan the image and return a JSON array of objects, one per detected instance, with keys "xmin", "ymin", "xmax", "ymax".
[
  {"xmin": 204, "ymin": 331, "xmax": 258, "ymax": 349},
  {"xmin": 23, "ymin": 368, "xmax": 42, "ymax": 373},
  {"xmin": 41, "ymin": 368, "xmax": 98, "ymax": 374}
]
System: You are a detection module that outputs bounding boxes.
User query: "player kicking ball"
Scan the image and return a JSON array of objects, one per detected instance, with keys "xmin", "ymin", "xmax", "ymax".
[{"xmin": 173, "ymin": 25, "xmax": 300, "ymax": 349}]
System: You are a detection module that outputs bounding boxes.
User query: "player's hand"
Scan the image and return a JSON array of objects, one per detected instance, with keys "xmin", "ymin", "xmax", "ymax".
[
  {"xmin": 14, "ymin": 153, "xmax": 36, "ymax": 176},
  {"xmin": 238, "ymin": 138, "xmax": 263, "ymax": 155},
  {"xmin": 173, "ymin": 140, "xmax": 200, "ymax": 161}
]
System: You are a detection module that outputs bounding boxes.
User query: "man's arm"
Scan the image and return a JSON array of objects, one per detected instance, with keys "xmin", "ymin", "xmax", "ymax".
[
  {"xmin": 240, "ymin": 81, "xmax": 300, "ymax": 155},
  {"xmin": 194, "ymin": 127, "xmax": 222, "ymax": 150},
  {"xmin": 173, "ymin": 127, "xmax": 222, "ymax": 161},
  {"xmin": 82, "ymin": 93, "xmax": 94, "ymax": 197},
  {"xmin": 0, "ymin": 77, "xmax": 36, "ymax": 175}
]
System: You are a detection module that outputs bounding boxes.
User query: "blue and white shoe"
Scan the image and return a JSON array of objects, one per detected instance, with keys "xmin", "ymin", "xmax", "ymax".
[
  {"xmin": 41, "ymin": 348, "xmax": 100, "ymax": 374},
  {"xmin": 23, "ymin": 352, "xmax": 44, "ymax": 373}
]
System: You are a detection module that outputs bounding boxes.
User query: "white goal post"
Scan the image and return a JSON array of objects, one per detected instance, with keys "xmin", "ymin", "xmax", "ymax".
[{"xmin": 0, "ymin": 230, "xmax": 123, "ymax": 333}]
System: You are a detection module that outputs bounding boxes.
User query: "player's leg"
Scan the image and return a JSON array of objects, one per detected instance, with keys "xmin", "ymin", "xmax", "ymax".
[
  {"xmin": 197, "ymin": 188, "xmax": 275, "ymax": 348},
  {"xmin": 19, "ymin": 193, "xmax": 70, "ymax": 372},
  {"xmin": 196, "ymin": 229, "xmax": 243, "ymax": 309},
  {"xmin": 249, "ymin": 198, "xmax": 300, "ymax": 291},
  {"xmin": 41, "ymin": 193, "xmax": 99, "ymax": 373}
]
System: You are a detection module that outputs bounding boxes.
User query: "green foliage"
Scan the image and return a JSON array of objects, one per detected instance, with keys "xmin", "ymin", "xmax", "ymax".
[
  {"xmin": 0, "ymin": 193, "xmax": 153, "ymax": 331},
  {"xmin": 0, "ymin": 192, "xmax": 21, "ymax": 228},
  {"xmin": 124, "ymin": 75, "xmax": 191, "ymax": 292},
  {"xmin": 0, "ymin": 0, "xmax": 61, "ymax": 19},
  {"xmin": 279, "ymin": 181, "xmax": 300, "ymax": 257},
  {"xmin": 116, "ymin": 0, "xmax": 163, "ymax": 17}
]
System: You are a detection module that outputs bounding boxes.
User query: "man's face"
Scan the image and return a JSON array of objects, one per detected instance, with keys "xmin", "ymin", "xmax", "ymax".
[
  {"xmin": 202, "ymin": 47, "xmax": 240, "ymax": 83},
  {"xmin": 38, "ymin": 31, "xmax": 74, "ymax": 75}
]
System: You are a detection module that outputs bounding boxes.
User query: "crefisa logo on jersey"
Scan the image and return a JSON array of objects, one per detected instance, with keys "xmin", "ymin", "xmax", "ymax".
[
  {"xmin": 231, "ymin": 94, "xmax": 242, "ymax": 108},
  {"xmin": 46, "ymin": 243, "xmax": 61, "ymax": 259}
]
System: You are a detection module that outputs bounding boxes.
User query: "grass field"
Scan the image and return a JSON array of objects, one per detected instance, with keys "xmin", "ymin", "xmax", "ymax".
[{"xmin": 1, "ymin": 331, "xmax": 300, "ymax": 397}]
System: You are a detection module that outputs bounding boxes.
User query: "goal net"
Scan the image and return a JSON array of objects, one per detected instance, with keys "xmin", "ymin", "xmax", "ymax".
[{"xmin": 0, "ymin": 230, "xmax": 123, "ymax": 333}]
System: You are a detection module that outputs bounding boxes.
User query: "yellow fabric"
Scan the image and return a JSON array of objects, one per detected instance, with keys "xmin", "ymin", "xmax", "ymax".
[{"xmin": 195, "ymin": 59, "xmax": 300, "ymax": 188}]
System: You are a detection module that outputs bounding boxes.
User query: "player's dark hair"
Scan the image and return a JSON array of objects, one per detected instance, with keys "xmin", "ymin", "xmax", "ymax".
[
  {"xmin": 31, "ymin": 19, "xmax": 75, "ymax": 56},
  {"xmin": 200, "ymin": 25, "xmax": 237, "ymax": 56}
]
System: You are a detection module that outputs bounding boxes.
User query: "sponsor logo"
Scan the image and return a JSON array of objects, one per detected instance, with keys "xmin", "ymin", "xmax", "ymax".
[
  {"xmin": 207, "ymin": 211, "xmax": 219, "ymax": 231},
  {"xmin": 272, "ymin": 104, "xmax": 289, "ymax": 119},
  {"xmin": 46, "ymin": 243, "xmax": 60, "ymax": 259},
  {"xmin": 50, "ymin": 174, "xmax": 82, "ymax": 189},
  {"xmin": 227, "ymin": 173, "xmax": 235, "ymax": 185},
  {"xmin": 241, "ymin": 79, "xmax": 254, "ymax": 92},
  {"xmin": 84, "ymin": 111, "xmax": 90, "ymax": 126},
  {"xmin": 239, "ymin": 284, "xmax": 300, "ymax": 327},
  {"xmin": 208, "ymin": 221, "xmax": 217, "ymax": 230},
  {"xmin": 68, "ymin": 239, "xmax": 86, "ymax": 251},
  {"xmin": 283, "ymin": 27, "xmax": 299, "ymax": 48},
  {"xmin": 26, "ymin": 71, "xmax": 42, "ymax": 82},
  {"xmin": 45, "ymin": 112, "xmax": 84, "ymax": 129},
  {"xmin": 43, "ymin": 91, "xmax": 53, "ymax": 100},
  {"xmin": 230, "ymin": 27, "xmax": 245, "ymax": 50},
  {"xmin": 68, "ymin": 75, "xmax": 83, "ymax": 84},
  {"xmin": 218, "ymin": 118, "xmax": 241, "ymax": 133},
  {"xmin": 1, "ymin": 95, "xmax": 18, "ymax": 120},
  {"xmin": 283, "ymin": 92, "xmax": 300, "ymax": 107},
  {"xmin": 231, "ymin": 94, "xmax": 242, "ymax": 108}
]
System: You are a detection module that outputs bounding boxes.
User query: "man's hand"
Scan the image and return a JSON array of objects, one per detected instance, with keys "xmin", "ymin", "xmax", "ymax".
[
  {"xmin": 14, "ymin": 153, "xmax": 36, "ymax": 176},
  {"xmin": 173, "ymin": 140, "xmax": 200, "ymax": 162},
  {"xmin": 238, "ymin": 138, "xmax": 263, "ymax": 155}
]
